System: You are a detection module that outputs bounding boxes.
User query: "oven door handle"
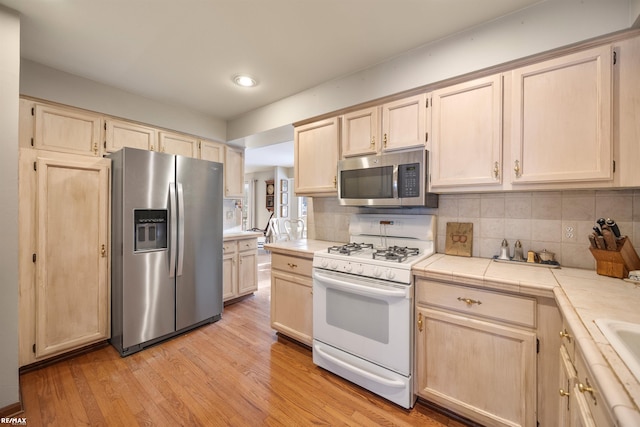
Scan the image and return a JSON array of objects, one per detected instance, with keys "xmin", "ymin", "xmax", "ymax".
[
  {"xmin": 313, "ymin": 270, "xmax": 407, "ymax": 298},
  {"xmin": 313, "ymin": 343, "xmax": 405, "ymax": 388}
]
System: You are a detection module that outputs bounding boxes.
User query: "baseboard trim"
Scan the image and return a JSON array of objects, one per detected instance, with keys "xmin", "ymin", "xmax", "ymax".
[
  {"xmin": 0, "ymin": 401, "xmax": 23, "ymax": 419},
  {"xmin": 19, "ymin": 340, "xmax": 109, "ymax": 374}
]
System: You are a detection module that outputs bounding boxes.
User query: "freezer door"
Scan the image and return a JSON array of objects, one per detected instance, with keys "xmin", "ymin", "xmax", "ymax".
[
  {"xmin": 120, "ymin": 149, "xmax": 176, "ymax": 349},
  {"xmin": 175, "ymin": 156, "xmax": 223, "ymax": 330}
]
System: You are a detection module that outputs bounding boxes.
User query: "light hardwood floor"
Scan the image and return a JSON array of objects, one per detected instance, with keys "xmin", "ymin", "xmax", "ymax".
[{"xmin": 19, "ymin": 262, "xmax": 466, "ymax": 426}]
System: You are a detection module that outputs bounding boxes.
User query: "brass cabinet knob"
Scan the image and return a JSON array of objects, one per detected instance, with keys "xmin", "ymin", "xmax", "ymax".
[
  {"xmin": 370, "ymin": 136, "xmax": 376, "ymax": 149},
  {"xmin": 493, "ymin": 161, "xmax": 500, "ymax": 179},
  {"xmin": 514, "ymin": 160, "xmax": 521, "ymax": 177},
  {"xmin": 559, "ymin": 388, "xmax": 570, "ymax": 397},
  {"xmin": 559, "ymin": 329, "xmax": 572, "ymax": 342}
]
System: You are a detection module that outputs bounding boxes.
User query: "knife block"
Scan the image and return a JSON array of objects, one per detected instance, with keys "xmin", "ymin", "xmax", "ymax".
[{"xmin": 589, "ymin": 236, "xmax": 640, "ymax": 279}]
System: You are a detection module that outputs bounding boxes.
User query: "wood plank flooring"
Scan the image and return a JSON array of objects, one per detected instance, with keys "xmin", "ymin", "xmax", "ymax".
[{"xmin": 20, "ymin": 267, "xmax": 466, "ymax": 426}]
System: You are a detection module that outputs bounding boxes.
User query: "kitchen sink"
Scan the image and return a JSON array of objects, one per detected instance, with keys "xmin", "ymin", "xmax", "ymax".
[{"xmin": 595, "ymin": 319, "xmax": 640, "ymax": 382}]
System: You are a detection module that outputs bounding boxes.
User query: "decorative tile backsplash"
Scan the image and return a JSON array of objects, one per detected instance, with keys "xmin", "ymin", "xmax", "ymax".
[{"xmin": 308, "ymin": 190, "xmax": 640, "ymax": 270}]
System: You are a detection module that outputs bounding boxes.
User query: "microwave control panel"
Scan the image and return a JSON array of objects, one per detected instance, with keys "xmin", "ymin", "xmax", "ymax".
[{"xmin": 398, "ymin": 163, "xmax": 420, "ymax": 198}]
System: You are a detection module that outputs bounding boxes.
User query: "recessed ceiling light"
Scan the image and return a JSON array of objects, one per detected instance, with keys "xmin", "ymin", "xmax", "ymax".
[{"xmin": 233, "ymin": 74, "xmax": 258, "ymax": 87}]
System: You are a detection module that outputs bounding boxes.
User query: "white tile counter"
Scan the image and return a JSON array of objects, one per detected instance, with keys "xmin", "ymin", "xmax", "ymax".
[{"xmin": 413, "ymin": 254, "xmax": 640, "ymax": 425}]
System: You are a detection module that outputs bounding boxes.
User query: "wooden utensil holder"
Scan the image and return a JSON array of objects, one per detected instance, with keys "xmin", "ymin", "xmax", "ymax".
[{"xmin": 589, "ymin": 236, "xmax": 640, "ymax": 279}]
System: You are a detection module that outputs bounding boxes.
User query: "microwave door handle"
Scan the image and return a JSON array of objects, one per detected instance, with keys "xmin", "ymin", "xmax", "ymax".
[
  {"xmin": 393, "ymin": 165, "xmax": 399, "ymax": 199},
  {"xmin": 168, "ymin": 183, "xmax": 177, "ymax": 278}
]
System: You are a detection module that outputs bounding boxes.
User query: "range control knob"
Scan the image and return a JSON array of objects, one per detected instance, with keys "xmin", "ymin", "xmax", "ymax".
[
  {"xmin": 356, "ymin": 264, "xmax": 364, "ymax": 274},
  {"xmin": 329, "ymin": 261, "xmax": 338, "ymax": 270},
  {"xmin": 373, "ymin": 267, "xmax": 382, "ymax": 277},
  {"xmin": 344, "ymin": 263, "xmax": 353, "ymax": 273},
  {"xmin": 320, "ymin": 259, "xmax": 328, "ymax": 268},
  {"xmin": 385, "ymin": 269, "xmax": 395, "ymax": 280}
]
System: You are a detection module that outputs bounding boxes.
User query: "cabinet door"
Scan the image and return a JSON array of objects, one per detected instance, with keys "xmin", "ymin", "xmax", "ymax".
[
  {"xmin": 430, "ymin": 75, "xmax": 503, "ymax": 189},
  {"xmin": 294, "ymin": 117, "xmax": 340, "ymax": 195},
  {"xmin": 238, "ymin": 249, "xmax": 258, "ymax": 296},
  {"xmin": 224, "ymin": 147, "xmax": 245, "ymax": 198},
  {"xmin": 200, "ymin": 139, "xmax": 225, "ymax": 163},
  {"xmin": 510, "ymin": 46, "xmax": 612, "ymax": 185},
  {"xmin": 381, "ymin": 94, "xmax": 426, "ymax": 152},
  {"xmin": 222, "ymin": 252, "xmax": 237, "ymax": 301},
  {"xmin": 35, "ymin": 154, "xmax": 110, "ymax": 358},
  {"xmin": 104, "ymin": 118, "xmax": 157, "ymax": 153},
  {"xmin": 34, "ymin": 104, "xmax": 102, "ymax": 156},
  {"xmin": 159, "ymin": 131, "xmax": 198, "ymax": 157},
  {"xmin": 558, "ymin": 346, "xmax": 575, "ymax": 427},
  {"xmin": 270, "ymin": 270, "xmax": 313, "ymax": 346},
  {"xmin": 416, "ymin": 307, "xmax": 536, "ymax": 427},
  {"xmin": 341, "ymin": 107, "xmax": 379, "ymax": 157}
]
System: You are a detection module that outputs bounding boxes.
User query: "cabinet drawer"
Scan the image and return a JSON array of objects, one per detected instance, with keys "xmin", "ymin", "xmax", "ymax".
[
  {"xmin": 223, "ymin": 241, "xmax": 237, "ymax": 254},
  {"xmin": 416, "ymin": 279, "xmax": 536, "ymax": 328},
  {"xmin": 238, "ymin": 238, "xmax": 257, "ymax": 252},
  {"xmin": 272, "ymin": 254, "xmax": 313, "ymax": 277}
]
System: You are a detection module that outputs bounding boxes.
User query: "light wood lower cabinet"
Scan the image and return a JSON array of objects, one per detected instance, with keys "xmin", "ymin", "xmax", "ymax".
[
  {"xmin": 223, "ymin": 237, "xmax": 258, "ymax": 302},
  {"xmin": 270, "ymin": 253, "xmax": 314, "ymax": 346},
  {"xmin": 19, "ymin": 148, "xmax": 110, "ymax": 366},
  {"xmin": 558, "ymin": 321, "xmax": 614, "ymax": 426},
  {"xmin": 415, "ymin": 278, "xmax": 538, "ymax": 427}
]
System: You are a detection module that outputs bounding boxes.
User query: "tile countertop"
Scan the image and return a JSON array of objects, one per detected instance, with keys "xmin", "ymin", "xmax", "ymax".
[
  {"xmin": 264, "ymin": 239, "xmax": 344, "ymax": 258},
  {"xmin": 413, "ymin": 254, "xmax": 640, "ymax": 426},
  {"xmin": 223, "ymin": 230, "xmax": 263, "ymax": 240}
]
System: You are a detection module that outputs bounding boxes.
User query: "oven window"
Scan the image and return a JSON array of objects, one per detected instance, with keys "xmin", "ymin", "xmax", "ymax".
[
  {"xmin": 340, "ymin": 166, "xmax": 393, "ymax": 199},
  {"xmin": 326, "ymin": 288, "xmax": 389, "ymax": 344}
]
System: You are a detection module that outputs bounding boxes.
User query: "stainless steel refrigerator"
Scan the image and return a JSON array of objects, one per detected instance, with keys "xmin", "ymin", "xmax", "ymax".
[{"xmin": 109, "ymin": 148, "xmax": 223, "ymax": 356}]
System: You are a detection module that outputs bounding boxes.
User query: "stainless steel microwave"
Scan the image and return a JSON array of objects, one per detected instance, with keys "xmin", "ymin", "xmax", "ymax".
[{"xmin": 337, "ymin": 148, "xmax": 438, "ymax": 207}]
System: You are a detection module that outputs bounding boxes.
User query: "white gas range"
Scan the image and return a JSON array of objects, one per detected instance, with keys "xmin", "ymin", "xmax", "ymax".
[{"xmin": 312, "ymin": 214, "xmax": 436, "ymax": 409}]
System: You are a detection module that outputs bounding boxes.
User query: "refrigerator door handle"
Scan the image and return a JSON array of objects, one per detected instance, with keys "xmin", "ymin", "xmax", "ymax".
[
  {"xmin": 169, "ymin": 183, "xmax": 177, "ymax": 278},
  {"xmin": 177, "ymin": 182, "xmax": 185, "ymax": 277}
]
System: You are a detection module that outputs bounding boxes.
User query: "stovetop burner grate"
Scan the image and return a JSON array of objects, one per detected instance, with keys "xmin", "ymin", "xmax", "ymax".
[
  {"xmin": 372, "ymin": 246, "xmax": 420, "ymax": 263},
  {"xmin": 327, "ymin": 242, "xmax": 374, "ymax": 255}
]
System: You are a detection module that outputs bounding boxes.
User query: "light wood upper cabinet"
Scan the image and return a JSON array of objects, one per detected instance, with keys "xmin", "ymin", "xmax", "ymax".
[
  {"xmin": 199, "ymin": 139, "xmax": 226, "ymax": 163},
  {"xmin": 381, "ymin": 93, "xmax": 427, "ymax": 152},
  {"xmin": 159, "ymin": 131, "xmax": 198, "ymax": 157},
  {"xmin": 104, "ymin": 119, "xmax": 157, "ymax": 153},
  {"xmin": 294, "ymin": 117, "xmax": 340, "ymax": 196},
  {"xmin": 224, "ymin": 146, "xmax": 244, "ymax": 198},
  {"xmin": 430, "ymin": 75, "xmax": 503, "ymax": 190},
  {"xmin": 34, "ymin": 103, "xmax": 102, "ymax": 156},
  {"xmin": 341, "ymin": 106, "xmax": 379, "ymax": 158},
  {"xmin": 509, "ymin": 45, "xmax": 613, "ymax": 185},
  {"xmin": 18, "ymin": 150, "xmax": 110, "ymax": 364}
]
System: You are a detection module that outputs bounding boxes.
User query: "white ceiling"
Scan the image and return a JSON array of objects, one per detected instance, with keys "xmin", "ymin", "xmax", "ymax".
[
  {"xmin": 1, "ymin": 0, "xmax": 542, "ymax": 122},
  {"xmin": 2, "ymin": 0, "xmax": 544, "ymax": 172}
]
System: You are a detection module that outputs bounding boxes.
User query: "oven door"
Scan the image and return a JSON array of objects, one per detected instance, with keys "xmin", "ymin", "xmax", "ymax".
[{"xmin": 312, "ymin": 268, "xmax": 412, "ymax": 375}]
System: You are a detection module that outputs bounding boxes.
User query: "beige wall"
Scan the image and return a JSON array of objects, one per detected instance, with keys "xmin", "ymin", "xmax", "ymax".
[
  {"xmin": 0, "ymin": 5, "xmax": 20, "ymax": 410},
  {"xmin": 309, "ymin": 190, "xmax": 640, "ymax": 270}
]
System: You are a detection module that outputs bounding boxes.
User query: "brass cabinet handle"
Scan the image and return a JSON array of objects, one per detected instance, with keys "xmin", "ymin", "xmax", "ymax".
[
  {"xmin": 559, "ymin": 329, "xmax": 572, "ymax": 342},
  {"xmin": 417, "ymin": 312, "xmax": 423, "ymax": 332},
  {"xmin": 493, "ymin": 161, "xmax": 500, "ymax": 179},
  {"xmin": 578, "ymin": 378, "xmax": 597, "ymax": 405},
  {"xmin": 101, "ymin": 244, "xmax": 106, "ymax": 257},
  {"xmin": 93, "ymin": 142, "xmax": 98, "ymax": 155},
  {"xmin": 383, "ymin": 133, "xmax": 388, "ymax": 148},
  {"xmin": 370, "ymin": 136, "xmax": 376, "ymax": 149},
  {"xmin": 150, "ymin": 144, "xmax": 155, "ymax": 151},
  {"xmin": 333, "ymin": 176, "xmax": 337, "ymax": 188},
  {"xmin": 559, "ymin": 388, "xmax": 570, "ymax": 397},
  {"xmin": 514, "ymin": 160, "xmax": 521, "ymax": 178},
  {"xmin": 457, "ymin": 297, "xmax": 482, "ymax": 306},
  {"xmin": 287, "ymin": 262, "xmax": 297, "ymax": 269}
]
